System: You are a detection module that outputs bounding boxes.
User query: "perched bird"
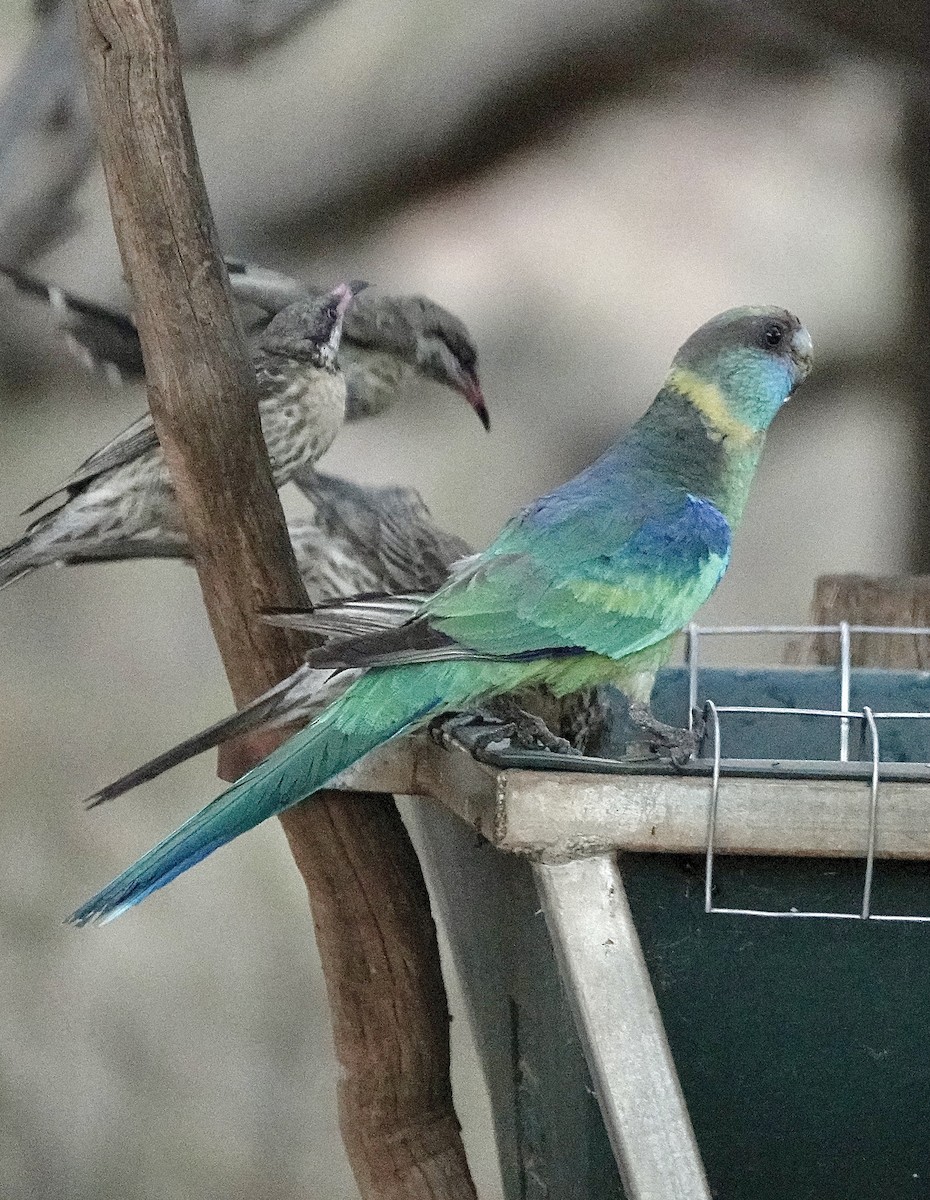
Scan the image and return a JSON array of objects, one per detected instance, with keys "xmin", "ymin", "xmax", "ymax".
[
  {"xmin": 287, "ymin": 467, "xmax": 474, "ymax": 596},
  {"xmin": 71, "ymin": 306, "xmax": 813, "ymax": 925},
  {"xmin": 0, "ymin": 258, "xmax": 489, "ymax": 425},
  {"xmin": 19, "ymin": 465, "xmax": 473, "ymax": 597},
  {"xmin": 0, "ymin": 283, "xmax": 363, "ymax": 590},
  {"xmin": 81, "ymin": 467, "xmax": 606, "ymax": 805}
]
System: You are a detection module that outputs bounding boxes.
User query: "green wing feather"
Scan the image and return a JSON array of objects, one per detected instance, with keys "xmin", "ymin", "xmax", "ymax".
[{"xmin": 422, "ymin": 491, "xmax": 731, "ymax": 662}]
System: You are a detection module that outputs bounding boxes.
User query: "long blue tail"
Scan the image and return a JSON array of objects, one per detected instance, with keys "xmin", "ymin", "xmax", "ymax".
[{"xmin": 69, "ymin": 667, "xmax": 450, "ymax": 926}]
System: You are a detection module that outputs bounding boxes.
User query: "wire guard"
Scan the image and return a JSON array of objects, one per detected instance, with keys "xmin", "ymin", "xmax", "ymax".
[{"xmin": 691, "ymin": 622, "xmax": 930, "ymax": 924}]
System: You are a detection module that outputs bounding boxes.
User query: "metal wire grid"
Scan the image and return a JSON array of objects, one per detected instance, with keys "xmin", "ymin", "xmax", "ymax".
[{"xmin": 687, "ymin": 622, "xmax": 930, "ymax": 923}]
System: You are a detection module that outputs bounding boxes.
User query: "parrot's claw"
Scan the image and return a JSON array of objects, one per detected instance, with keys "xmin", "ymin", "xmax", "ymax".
[
  {"xmin": 428, "ymin": 710, "xmax": 518, "ymax": 755},
  {"xmin": 428, "ymin": 704, "xmax": 581, "ymax": 758},
  {"xmin": 627, "ymin": 702, "xmax": 704, "ymax": 767},
  {"xmin": 484, "ymin": 696, "xmax": 581, "ymax": 756},
  {"xmin": 428, "ymin": 710, "xmax": 483, "ymax": 749}
]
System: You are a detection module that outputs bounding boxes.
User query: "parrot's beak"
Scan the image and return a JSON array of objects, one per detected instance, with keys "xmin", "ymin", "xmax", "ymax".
[{"xmin": 789, "ymin": 326, "xmax": 814, "ymax": 380}]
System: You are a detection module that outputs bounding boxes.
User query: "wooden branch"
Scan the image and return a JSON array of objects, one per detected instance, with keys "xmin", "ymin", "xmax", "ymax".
[
  {"xmin": 786, "ymin": 574, "xmax": 930, "ymax": 668},
  {"xmin": 0, "ymin": 2, "xmax": 94, "ymax": 262},
  {"xmin": 72, "ymin": 1, "xmax": 476, "ymax": 1196},
  {"xmin": 173, "ymin": 0, "xmax": 332, "ymax": 64},
  {"xmin": 283, "ymin": 795, "xmax": 474, "ymax": 1197},
  {"xmin": 901, "ymin": 93, "xmax": 930, "ymax": 573},
  {"xmin": 74, "ymin": 0, "xmax": 306, "ymax": 709}
]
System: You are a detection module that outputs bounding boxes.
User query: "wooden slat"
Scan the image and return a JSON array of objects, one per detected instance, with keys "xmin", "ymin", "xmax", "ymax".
[
  {"xmin": 336, "ymin": 737, "xmax": 930, "ymax": 863},
  {"xmin": 535, "ymin": 856, "xmax": 711, "ymax": 1200},
  {"xmin": 786, "ymin": 574, "xmax": 930, "ymax": 667}
]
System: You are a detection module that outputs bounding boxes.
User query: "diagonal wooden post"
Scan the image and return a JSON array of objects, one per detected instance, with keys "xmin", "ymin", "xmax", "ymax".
[{"xmin": 72, "ymin": 0, "xmax": 476, "ymax": 1194}]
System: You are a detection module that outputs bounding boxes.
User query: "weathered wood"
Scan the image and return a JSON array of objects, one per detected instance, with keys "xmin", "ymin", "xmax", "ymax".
[
  {"xmin": 0, "ymin": 0, "xmax": 328, "ymax": 263},
  {"xmin": 334, "ymin": 736, "xmax": 930, "ymax": 863},
  {"xmin": 901, "ymin": 93, "xmax": 930, "ymax": 571},
  {"xmin": 283, "ymin": 795, "xmax": 473, "ymax": 1199},
  {"xmin": 409, "ymin": 798, "xmax": 623, "ymax": 1200},
  {"xmin": 493, "ymin": 768, "xmax": 930, "ymax": 862},
  {"xmin": 535, "ymin": 856, "xmax": 710, "ymax": 1199},
  {"xmin": 74, "ymin": 0, "xmax": 306, "ymax": 708},
  {"xmin": 786, "ymin": 574, "xmax": 930, "ymax": 668},
  {"xmin": 72, "ymin": 1, "xmax": 475, "ymax": 1195}
]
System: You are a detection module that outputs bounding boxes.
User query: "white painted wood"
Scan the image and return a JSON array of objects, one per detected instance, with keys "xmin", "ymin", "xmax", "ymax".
[
  {"xmin": 335, "ymin": 737, "xmax": 930, "ymax": 862},
  {"xmin": 535, "ymin": 855, "xmax": 711, "ymax": 1199}
]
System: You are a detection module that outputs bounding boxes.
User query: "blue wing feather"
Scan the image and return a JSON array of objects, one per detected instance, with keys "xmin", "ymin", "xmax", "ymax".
[{"xmin": 422, "ymin": 486, "xmax": 731, "ymax": 660}]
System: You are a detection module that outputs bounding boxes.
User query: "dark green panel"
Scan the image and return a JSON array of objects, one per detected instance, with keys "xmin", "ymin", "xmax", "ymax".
[
  {"xmin": 411, "ymin": 800, "xmax": 623, "ymax": 1200},
  {"xmin": 415, "ymin": 667, "xmax": 930, "ymax": 1199},
  {"xmin": 629, "ymin": 667, "xmax": 930, "ymax": 1199},
  {"xmin": 648, "ymin": 665, "xmax": 930, "ymax": 763},
  {"xmin": 624, "ymin": 851, "xmax": 930, "ymax": 1200}
]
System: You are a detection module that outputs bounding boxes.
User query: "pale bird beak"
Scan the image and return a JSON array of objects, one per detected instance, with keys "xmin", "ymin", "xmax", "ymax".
[
  {"xmin": 790, "ymin": 326, "xmax": 814, "ymax": 379},
  {"xmin": 325, "ymin": 281, "xmax": 368, "ymax": 352},
  {"xmin": 335, "ymin": 279, "xmax": 368, "ymax": 317}
]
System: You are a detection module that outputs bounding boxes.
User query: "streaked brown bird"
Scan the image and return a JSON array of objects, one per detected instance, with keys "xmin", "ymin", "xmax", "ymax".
[
  {"xmin": 0, "ymin": 282, "xmax": 362, "ymax": 589},
  {"xmin": 0, "ymin": 258, "xmax": 489, "ymax": 424}
]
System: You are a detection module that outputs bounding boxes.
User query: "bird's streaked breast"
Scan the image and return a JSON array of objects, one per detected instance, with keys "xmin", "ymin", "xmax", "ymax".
[{"xmin": 258, "ymin": 365, "xmax": 347, "ymax": 481}]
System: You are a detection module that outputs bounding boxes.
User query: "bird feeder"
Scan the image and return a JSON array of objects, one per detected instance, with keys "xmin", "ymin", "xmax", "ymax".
[{"xmin": 341, "ymin": 621, "xmax": 930, "ymax": 1200}]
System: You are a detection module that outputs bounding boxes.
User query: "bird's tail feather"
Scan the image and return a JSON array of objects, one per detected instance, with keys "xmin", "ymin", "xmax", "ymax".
[
  {"xmin": 261, "ymin": 594, "xmax": 424, "ymax": 637},
  {"xmin": 69, "ymin": 667, "xmax": 451, "ymax": 926},
  {"xmin": 0, "ymin": 534, "xmax": 36, "ymax": 591},
  {"xmin": 84, "ymin": 665, "xmax": 351, "ymax": 808}
]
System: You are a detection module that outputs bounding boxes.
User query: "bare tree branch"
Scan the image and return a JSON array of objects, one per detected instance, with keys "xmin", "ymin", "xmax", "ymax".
[
  {"xmin": 0, "ymin": 0, "xmax": 330, "ymax": 262},
  {"xmin": 0, "ymin": 3, "xmax": 93, "ymax": 262},
  {"xmin": 72, "ymin": 0, "xmax": 476, "ymax": 1194},
  {"xmin": 174, "ymin": 0, "xmax": 334, "ymax": 62},
  {"xmin": 5, "ymin": 0, "xmax": 926, "ymax": 268}
]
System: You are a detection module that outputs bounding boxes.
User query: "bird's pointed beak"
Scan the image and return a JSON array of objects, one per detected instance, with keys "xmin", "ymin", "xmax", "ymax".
[
  {"xmin": 333, "ymin": 279, "xmax": 367, "ymax": 318},
  {"xmin": 325, "ymin": 281, "xmax": 368, "ymax": 353},
  {"xmin": 458, "ymin": 366, "xmax": 490, "ymax": 431}
]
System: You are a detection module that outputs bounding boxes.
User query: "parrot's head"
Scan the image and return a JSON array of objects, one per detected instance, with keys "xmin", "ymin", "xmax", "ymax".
[
  {"xmin": 668, "ymin": 307, "xmax": 813, "ymax": 436},
  {"xmin": 258, "ymin": 281, "xmax": 366, "ymax": 370}
]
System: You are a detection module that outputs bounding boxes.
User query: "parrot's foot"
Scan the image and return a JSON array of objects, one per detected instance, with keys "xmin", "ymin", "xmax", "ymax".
[
  {"xmin": 428, "ymin": 704, "xmax": 581, "ymax": 757},
  {"xmin": 627, "ymin": 702, "xmax": 704, "ymax": 767},
  {"xmin": 428, "ymin": 710, "xmax": 484, "ymax": 749},
  {"xmin": 483, "ymin": 696, "xmax": 581, "ymax": 756}
]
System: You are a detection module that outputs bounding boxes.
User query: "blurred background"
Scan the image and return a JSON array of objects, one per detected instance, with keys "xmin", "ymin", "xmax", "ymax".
[{"xmin": 0, "ymin": 0, "xmax": 927, "ymax": 1195}]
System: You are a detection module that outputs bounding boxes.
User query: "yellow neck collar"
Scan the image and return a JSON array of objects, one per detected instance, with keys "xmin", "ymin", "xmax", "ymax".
[{"xmin": 666, "ymin": 366, "xmax": 757, "ymax": 446}]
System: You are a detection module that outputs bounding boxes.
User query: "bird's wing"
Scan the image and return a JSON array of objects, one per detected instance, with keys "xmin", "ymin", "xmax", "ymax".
[
  {"xmin": 306, "ymin": 488, "xmax": 731, "ymax": 671},
  {"xmin": 1, "ymin": 260, "xmax": 307, "ymax": 386},
  {"xmin": 291, "ymin": 467, "xmax": 472, "ymax": 592},
  {"xmin": 23, "ymin": 411, "xmax": 159, "ymax": 514},
  {"xmin": 1, "ymin": 264, "xmax": 145, "ymax": 381},
  {"xmin": 54, "ymin": 534, "xmax": 190, "ymax": 565},
  {"xmin": 225, "ymin": 258, "xmax": 311, "ymax": 314}
]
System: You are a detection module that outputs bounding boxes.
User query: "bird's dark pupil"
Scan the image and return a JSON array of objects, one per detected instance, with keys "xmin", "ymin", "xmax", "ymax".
[{"xmin": 764, "ymin": 325, "xmax": 783, "ymax": 347}]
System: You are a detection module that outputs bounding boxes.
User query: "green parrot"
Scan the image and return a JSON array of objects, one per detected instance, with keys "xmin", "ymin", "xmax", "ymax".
[{"xmin": 70, "ymin": 306, "xmax": 813, "ymax": 925}]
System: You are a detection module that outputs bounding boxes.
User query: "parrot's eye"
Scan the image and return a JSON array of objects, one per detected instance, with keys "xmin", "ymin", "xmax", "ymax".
[{"xmin": 763, "ymin": 324, "xmax": 784, "ymax": 348}]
